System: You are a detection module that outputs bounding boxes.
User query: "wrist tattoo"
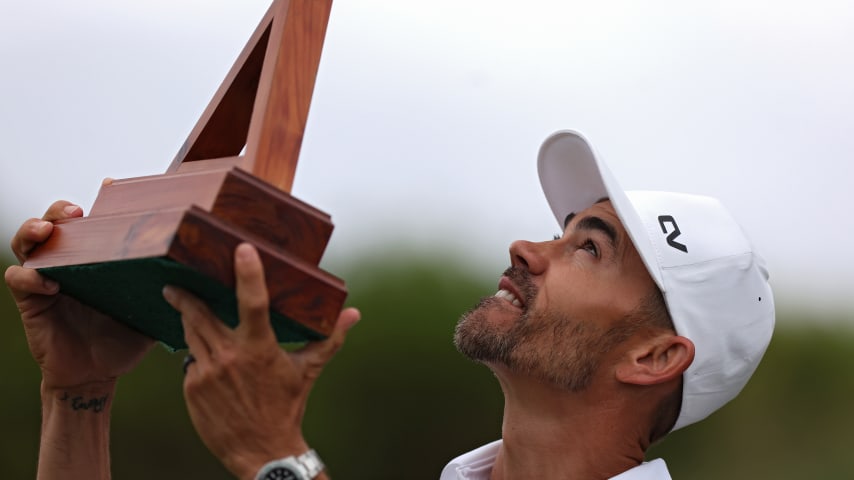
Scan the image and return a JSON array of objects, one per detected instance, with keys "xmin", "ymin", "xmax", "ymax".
[{"xmin": 59, "ymin": 392, "xmax": 109, "ymax": 413}]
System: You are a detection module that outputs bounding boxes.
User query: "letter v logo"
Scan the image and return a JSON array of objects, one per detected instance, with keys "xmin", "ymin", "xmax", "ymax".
[{"xmin": 657, "ymin": 215, "xmax": 688, "ymax": 253}]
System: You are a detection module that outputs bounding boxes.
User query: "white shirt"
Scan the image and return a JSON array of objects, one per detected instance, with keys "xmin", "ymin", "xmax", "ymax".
[{"xmin": 439, "ymin": 440, "xmax": 673, "ymax": 480}]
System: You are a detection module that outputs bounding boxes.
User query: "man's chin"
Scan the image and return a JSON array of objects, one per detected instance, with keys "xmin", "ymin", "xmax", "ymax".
[{"xmin": 454, "ymin": 297, "xmax": 519, "ymax": 363}]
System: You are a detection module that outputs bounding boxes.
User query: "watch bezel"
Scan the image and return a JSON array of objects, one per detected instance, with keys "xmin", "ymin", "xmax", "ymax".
[
  {"xmin": 256, "ymin": 457, "xmax": 308, "ymax": 480},
  {"xmin": 254, "ymin": 449, "xmax": 324, "ymax": 480}
]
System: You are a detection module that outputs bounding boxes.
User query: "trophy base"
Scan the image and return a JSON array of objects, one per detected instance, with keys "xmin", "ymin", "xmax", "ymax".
[
  {"xmin": 40, "ymin": 257, "xmax": 324, "ymax": 351},
  {"xmin": 24, "ymin": 177, "xmax": 347, "ymax": 350}
]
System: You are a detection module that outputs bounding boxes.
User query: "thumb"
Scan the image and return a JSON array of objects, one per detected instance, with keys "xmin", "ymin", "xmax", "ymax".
[{"xmin": 292, "ymin": 307, "xmax": 360, "ymax": 378}]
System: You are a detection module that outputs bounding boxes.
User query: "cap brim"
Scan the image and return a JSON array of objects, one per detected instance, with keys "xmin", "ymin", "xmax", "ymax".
[{"xmin": 537, "ymin": 130, "xmax": 665, "ymax": 290}]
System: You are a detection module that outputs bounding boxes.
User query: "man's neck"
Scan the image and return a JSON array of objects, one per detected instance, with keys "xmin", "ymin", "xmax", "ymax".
[{"xmin": 489, "ymin": 369, "xmax": 647, "ymax": 480}]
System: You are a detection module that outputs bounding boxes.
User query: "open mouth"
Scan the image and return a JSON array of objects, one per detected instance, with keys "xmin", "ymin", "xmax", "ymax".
[
  {"xmin": 494, "ymin": 275, "xmax": 526, "ymax": 309},
  {"xmin": 494, "ymin": 289, "xmax": 523, "ymax": 308}
]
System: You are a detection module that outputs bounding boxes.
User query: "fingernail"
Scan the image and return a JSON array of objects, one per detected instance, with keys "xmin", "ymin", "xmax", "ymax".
[
  {"xmin": 63, "ymin": 205, "xmax": 80, "ymax": 215},
  {"xmin": 43, "ymin": 278, "xmax": 59, "ymax": 292},
  {"xmin": 162, "ymin": 285, "xmax": 176, "ymax": 302},
  {"xmin": 236, "ymin": 243, "xmax": 256, "ymax": 261},
  {"xmin": 346, "ymin": 309, "xmax": 361, "ymax": 329}
]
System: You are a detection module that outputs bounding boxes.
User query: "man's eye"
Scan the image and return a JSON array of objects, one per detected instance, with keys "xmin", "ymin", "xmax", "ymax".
[{"xmin": 582, "ymin": 239, "xmax": 598, "ymax": 256}]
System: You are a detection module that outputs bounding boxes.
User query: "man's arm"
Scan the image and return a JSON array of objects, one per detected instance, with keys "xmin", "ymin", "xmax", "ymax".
[
  {"xmin": 5, "ymin": 200, "xmax": 155, "ymax": 480},
  {"xmin": 164, "ymin": 243, "xmax": 360, "ymax": 480}
]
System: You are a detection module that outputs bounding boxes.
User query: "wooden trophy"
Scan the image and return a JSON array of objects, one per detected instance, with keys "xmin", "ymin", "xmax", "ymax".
[{"xmin": 23, "ymin": 0, "xmax": 347, "ymax": 350}]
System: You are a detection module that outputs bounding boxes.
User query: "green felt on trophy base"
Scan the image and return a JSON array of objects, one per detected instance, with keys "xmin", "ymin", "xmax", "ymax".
[{"xmin": 39, "ymin": 257, "xmax": 325, "ymax": 351}]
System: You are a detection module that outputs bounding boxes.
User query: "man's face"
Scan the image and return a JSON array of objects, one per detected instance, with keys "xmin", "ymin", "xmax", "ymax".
[{"xmin": 454, "ymin": 200, "xmax": 659, "ymax": 392}]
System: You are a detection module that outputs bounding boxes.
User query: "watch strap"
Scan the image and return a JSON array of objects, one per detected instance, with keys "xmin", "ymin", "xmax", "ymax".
[{"xmin": 296, "ymin": 449, "xmax": 324, "ymax": 478}]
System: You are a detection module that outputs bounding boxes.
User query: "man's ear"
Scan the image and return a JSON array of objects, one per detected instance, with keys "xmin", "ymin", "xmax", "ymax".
[{"xmin": 615, "ymin": 334, "xmax": 695, "ymax": 386}]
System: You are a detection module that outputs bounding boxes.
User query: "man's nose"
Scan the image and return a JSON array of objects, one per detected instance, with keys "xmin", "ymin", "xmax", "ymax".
[{"xmin": 509, "ymin": 240, "xmax": 548, "ymax": 275}]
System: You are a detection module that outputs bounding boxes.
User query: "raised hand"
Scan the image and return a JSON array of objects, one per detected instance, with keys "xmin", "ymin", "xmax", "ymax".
[
  {"xmin": 5, "ymin": 200, "xmax": 155, "ymax": 390},
  {"xmin": 164, "ymin": 243, "xmax": 359, "ymax": 480}
]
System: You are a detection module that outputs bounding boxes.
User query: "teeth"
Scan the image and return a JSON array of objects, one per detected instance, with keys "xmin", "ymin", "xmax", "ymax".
[{"xmin": 494, "ymin": 289, "xmax": 523, "ymax": 308}]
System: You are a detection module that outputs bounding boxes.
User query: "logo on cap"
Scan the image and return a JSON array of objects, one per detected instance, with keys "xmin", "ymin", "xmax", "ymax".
[{"xmin": 658, "ymin": 215, "xmax": 688, "ymax": 253}]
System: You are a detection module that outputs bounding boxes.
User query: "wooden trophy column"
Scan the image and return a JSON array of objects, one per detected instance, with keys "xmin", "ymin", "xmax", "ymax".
[{"xmin": 23, "ymin": 0, "xmax": 347, "ymax": 350}]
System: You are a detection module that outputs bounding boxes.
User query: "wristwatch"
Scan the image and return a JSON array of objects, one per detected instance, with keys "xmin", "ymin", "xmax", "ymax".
[{"xmin": 254, "ymin": 449, "xmax": 325, "ymax": 480}]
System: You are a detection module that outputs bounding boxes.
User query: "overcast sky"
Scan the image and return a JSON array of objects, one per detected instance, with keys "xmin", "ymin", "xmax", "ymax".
[{"xmin": 1, "ymin": 0, "xmax": 852, "ymax": 319}]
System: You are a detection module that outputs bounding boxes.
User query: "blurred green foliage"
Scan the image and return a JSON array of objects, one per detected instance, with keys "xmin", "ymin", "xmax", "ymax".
[{"xmin": 2, "ymin": 252, "xmax": 853, "ymax": 479}]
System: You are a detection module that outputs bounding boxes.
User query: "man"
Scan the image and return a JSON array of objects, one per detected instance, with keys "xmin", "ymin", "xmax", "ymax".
[
  {"xmin": 441, "ymin": 130, "xmax": 775, "ymax": 479},
  {"xmin": 6, "ymin": 130, "xmax": 773, "ymax": 479}
]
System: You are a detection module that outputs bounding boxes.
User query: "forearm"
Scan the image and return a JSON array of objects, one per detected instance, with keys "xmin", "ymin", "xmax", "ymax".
[{"xmin": 38, "ymin": 380, "xmax": 116, "ymax": 480}]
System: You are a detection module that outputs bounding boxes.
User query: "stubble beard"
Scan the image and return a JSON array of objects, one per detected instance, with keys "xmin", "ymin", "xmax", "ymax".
[{"xmin": 453, "ymin": 267, "xmax": 632, "ymax": 393}]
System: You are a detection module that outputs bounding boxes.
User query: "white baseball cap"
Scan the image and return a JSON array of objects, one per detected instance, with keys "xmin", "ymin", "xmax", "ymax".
[{"xmin": 537, "ymin": 130, "xmax": 775, "ymax": 431}]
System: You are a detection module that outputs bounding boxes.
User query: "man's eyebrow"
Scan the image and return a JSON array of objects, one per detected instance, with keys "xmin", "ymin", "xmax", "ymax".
[
  {"xmin": 569, "ymin": 215, "xmax": 620, "ymax": 251},
  {"xmin": 563, "ymin": 213, "xmax": 576, "ymax": 228}
]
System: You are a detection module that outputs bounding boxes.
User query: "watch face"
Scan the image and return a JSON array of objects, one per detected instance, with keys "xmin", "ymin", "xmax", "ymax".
[{"xmin": 264, "ymin": 466, "xmax": 300, "ymax": 480}]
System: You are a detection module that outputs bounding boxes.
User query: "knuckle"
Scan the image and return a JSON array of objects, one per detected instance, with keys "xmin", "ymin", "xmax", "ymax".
[
  {"xmin": 212, "ymin": 347, "xmax": 246, "ymax": 376},
  {"xmin": 303, "ymin": 356, "xmax": 332, "ymax": 376},
  {"xmin": 47, "ymin": 200, "xmax": 67, "ymax": 216},
  {"xmin": 175, "ymin": 294, "xmax": 207, "ymax": 318},
  {"xmin": 243, "ymin": 295, "xmax": 268, "ymax": 314},
  {"xmin": 4, "ymin": 266, "xmax": 16, "ymax": 285},
  {"xmin": 4, "ymin": 266, "xmax": 31, "ymax": 294},
  {"xmin": 216, "ymin": 348, "xmax": 239, "ymax": 368},
  {"xmin": 183, "ymin": 374, "xmax": 203, "ymax": 396},
  {"xmin": 326, "ymin": 335, "xmax": 346, "ymax": 355},
  {"xmin": 171, "ymin": 296, "xmax": 190, "ymax": 315},
  {"xmin": 12, "ymin": 217, "xmax": 38, "ymax": 246}
]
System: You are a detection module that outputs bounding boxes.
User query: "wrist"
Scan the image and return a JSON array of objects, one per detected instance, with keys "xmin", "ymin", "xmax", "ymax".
[
  {"xmin": 38, "ymin": 381, "xmax": 116, "ymax": 479},
  {"xmin": 41, "ymin": 380, "xmax": 117, "ymax": 412},
  {"xmin": 41, "ymin": 377, "xmax": 118, "ymax": 395},
  {"xmin": 225, "ymin": 439, "xmax": 315, "ymax": 480}
]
